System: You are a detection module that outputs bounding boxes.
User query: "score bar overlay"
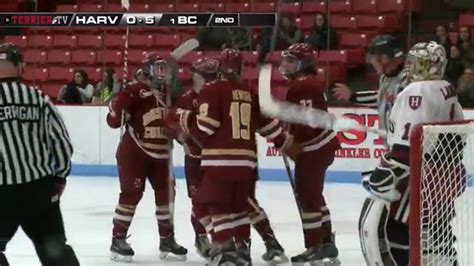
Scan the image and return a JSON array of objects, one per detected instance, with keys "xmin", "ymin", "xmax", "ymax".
[{"xmin": 0, "ymin": 13, "xmax": 276, "ymax": 27}]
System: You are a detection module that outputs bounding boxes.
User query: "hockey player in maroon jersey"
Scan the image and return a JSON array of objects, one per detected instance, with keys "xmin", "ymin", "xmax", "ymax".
[
  {"xmin": 106, "ymin": 52, "xmax": 187, "ymax": 262},
  {"xmin": 278, "ymin": 43, "xmax": 341, "ymax": 265},
  {"xmin": 169, "ymin": 57, "xmax": 219, "ymax": 260},
  {"xmin": 217, "ymin": 48, "xmax": 289, "ymax": 265},
  {"xmin": 165, "ymin": 48, "xmax": 292, "ymax": 265}
]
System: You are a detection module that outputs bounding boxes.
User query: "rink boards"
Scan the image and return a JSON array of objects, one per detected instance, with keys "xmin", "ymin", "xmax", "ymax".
[{"xmin": 59, "ymin": 106, "xmax": 474, "ymax": 184}]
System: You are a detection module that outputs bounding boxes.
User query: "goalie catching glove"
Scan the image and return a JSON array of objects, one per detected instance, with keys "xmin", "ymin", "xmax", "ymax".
[{"xmin": 362, "ymin": 152, "xmax": 409, "ymax": 202}]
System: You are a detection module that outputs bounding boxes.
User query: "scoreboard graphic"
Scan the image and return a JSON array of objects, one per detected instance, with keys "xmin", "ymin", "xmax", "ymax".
[{"xmin": 0, "ymin": 13, "xmax": 276, "ymax": 27}]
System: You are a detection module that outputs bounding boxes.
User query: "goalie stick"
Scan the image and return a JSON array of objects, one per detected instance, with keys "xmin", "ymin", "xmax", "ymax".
[{"xmin": 257, "ymin": 64, "xmax": 387, "ymax": 137}]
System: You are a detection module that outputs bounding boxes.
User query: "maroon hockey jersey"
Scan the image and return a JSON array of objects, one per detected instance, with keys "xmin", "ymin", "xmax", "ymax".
[
  {"xmin": 174, "ymin": 89, "xmax": 201, "ymax": 158},
  {"xmin": 286, "ymin": 74, "xmax": 341, "ymax": 152},
  {"xmin": 107, "ymin": 81, "xmax": 170, "ymax": 159},
  {"xmin": 184, "ymin": 79, "xmax": 288, "ymax": 174}
]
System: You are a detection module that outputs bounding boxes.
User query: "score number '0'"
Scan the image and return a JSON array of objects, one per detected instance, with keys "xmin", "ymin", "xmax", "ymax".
[{"xmin": 126, "ymin": 16, "xmax": 154, "ymax": 25}]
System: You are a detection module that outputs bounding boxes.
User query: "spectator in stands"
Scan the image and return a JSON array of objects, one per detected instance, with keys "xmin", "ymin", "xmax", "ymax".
[
  {"xmin": 256, "ymin": 14, "xmax": 302, "ymax": 63},
  {"xmin": 458, "ymin": 26, "xmax": 472, "ymax": 51},
  {"xmin": 434, "ymin": 24, "xmax": 452, "ymax": 58},
  {"xmin": 457, "ymin": 67, "xmax": 474, "ymax": 108},
  {"xmin": 456, "ymin": 26, "xmax": 474, "ymax": 65},
  {"xmin": 224, "ymin": 27, "xmax": 251, "ymax": 51},
  {"xmin": 59, "ymin": 70, "xmax": 94, "ymax": 104},
  {"xmin": 92, "ymin": 68, "xmax": 120, "ymax": 104},
  {"xmin": 196, "ymin": 27, "xmax": 231, "ymax": 50},
  {"xmin": 445, "ymin": 45, "xmax": 465, "ymax": 87},
  {"xmin": 305, "ymin": 12, "xmax": 338, "ymax": 51}
]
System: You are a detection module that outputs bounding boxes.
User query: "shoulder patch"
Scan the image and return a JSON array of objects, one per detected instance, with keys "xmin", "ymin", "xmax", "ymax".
[{"xmin": 408, "ymin": 95, "xmax": 422, "ymax": 110}]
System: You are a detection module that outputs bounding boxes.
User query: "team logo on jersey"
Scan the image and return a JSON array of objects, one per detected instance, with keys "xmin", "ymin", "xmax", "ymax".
[
  {"xmin": 139, "ymin": 89, "xmax": 154, "ymax": 98},
  {"xmin": 408, "ymin": 96, "xmax": 422, "ymax": 110}
]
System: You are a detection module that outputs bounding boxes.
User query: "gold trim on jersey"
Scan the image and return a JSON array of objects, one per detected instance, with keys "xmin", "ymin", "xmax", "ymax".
[
  {"xmin": 139, "ymin": 141, "xmax": 170, "ymax": 150},
  {"xmin": 301, "ymin": 212, "xmax": 322, "ymax": 219},
  {"xmin": 197, "ymin": 115, "xmax": 221, "ymax": 128},
  {"xmin": 258, "ymin": 119, "xmax": 279, "ymax": 135},
  {"xmin": 202, "ymin": 149, "xmax": 257, "ymax": 158}
]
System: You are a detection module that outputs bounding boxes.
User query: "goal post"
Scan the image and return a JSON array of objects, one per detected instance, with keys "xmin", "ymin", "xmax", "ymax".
[{"xmin": 409, "ymin": 120, "xmax": 474, "ymax": 266}]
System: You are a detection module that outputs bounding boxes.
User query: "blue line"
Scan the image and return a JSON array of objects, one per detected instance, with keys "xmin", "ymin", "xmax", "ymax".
[{"xmin": 71, "ymin": 164, "xmax": 362, "ymax": 184}]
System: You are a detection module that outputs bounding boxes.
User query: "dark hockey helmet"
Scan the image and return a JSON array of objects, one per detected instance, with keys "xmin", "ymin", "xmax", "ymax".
[
  {"xmin": 190, "ymin": 57, "xmax": 219, "ymax": 82},
  {"xmin": 218, "ymin": 48, "xmax": 243, "ymax": 75},
  {"xmin": 142, "ymin": 52, "xmax": 167, "ymax": 81},
  {"xmin": 367, "ymin": 35, "xmax": 403, "ymax": 58},
  {"xmin": 279, "ymin": 43, "xmax": 316, "ymax": 77},
  {"xmin": 0, "ymin": 43, "xmax": 23, "ymax": 66}
]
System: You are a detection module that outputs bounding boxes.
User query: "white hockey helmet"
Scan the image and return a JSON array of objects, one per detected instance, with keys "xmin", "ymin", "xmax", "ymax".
[{"xmin": 404, "ymin": 41, "xmax": 447, "ymax": 82}]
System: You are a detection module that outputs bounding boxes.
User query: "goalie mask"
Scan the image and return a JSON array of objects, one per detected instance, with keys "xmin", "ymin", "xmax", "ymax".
[
  {"xmin": 142, "ymin": 52, "xmax": 168, "ymax": 85},
  {"xmin": 190, "ymin": 57, "xmax": 219, "ymax": 92},
  {"xmin": 279, "ymin": 43, "xmax": 316, "ymax": 78},
  {"xmin": 405, "ymin": 42, "xmax": 447, "ymax": 82}
]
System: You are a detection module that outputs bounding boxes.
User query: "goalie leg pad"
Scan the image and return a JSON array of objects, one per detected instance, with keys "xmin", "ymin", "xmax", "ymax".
[{"xmin": 358, "ymin": 197, "xmax": 391, "ymax": 266}]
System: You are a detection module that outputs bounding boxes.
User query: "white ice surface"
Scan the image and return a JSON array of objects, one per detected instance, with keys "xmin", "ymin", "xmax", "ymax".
[{"xmin": 5, "ymin": 176, "xmax": 367, "ymax": 266}]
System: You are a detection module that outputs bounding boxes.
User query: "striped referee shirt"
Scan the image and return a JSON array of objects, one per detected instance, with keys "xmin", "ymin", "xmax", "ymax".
[{"xmin": 0, "ymin": 78, "xmax": 73, "ymax": 185}]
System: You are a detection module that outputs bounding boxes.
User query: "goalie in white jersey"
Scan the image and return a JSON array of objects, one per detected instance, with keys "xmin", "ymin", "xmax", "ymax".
[{"xmin": 359, "ymin": 41, "xmax": 464, "ymax": 265}]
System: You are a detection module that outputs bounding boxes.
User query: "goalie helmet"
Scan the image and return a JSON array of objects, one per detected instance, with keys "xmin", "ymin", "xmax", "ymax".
[
  {"xmin": 0, "ymin": 43, "xmax": 22, "ymax": 66},
  {"xmin": 405, "ymin": 41, "xmax": 447, "ymax": 82},
  {"xmin": 279, "ymin": 43, "xmax": 316, "ymax": 78},
  {"xmin": 218, "ymin": 48, "xmax": 243, "ymax": 75},
  {"xmin": 142, "ymin": 52, "xmax": 168, "ymax": 83}
]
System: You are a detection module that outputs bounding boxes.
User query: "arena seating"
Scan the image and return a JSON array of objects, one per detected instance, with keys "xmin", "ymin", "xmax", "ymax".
[{"xmin": 7, "ymin": 0, "xmax": 435, "ymax": 100}]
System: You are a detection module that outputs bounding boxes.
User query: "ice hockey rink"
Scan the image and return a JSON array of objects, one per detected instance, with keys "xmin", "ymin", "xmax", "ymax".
[{"xmin": 4, "ymin": 176, "xmax": 368, "ymax": 266}]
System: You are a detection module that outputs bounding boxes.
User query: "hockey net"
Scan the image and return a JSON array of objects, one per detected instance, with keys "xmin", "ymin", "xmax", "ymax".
[{"xmin": 410, "ymin": 120, "xmax": 474, "ymax": 266}]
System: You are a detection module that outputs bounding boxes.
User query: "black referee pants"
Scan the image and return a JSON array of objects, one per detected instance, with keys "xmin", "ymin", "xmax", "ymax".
[{"xmin": 0, "ymin": 177, "xmax": 79, "ymax": 266}]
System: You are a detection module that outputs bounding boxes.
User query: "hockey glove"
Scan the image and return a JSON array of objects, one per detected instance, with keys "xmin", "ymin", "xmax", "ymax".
[{"xmin": 362, "ymin": 152, "xmax": 409, "ymax": 203}]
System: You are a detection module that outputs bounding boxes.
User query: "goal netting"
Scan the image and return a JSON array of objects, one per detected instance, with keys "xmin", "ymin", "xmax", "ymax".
[{"xmin": 410, "ymin": 120, "xmax": 474, "ymax": 266}]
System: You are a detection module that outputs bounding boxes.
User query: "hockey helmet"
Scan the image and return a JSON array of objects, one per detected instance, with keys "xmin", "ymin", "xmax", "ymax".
[
  {"xmin": 218, "ymin": 48, "xmax": 243, "ymax": 75},
  {"xmin": 0, "ymin": 43, "xmax": 22, "ymax": 66},
  {"xmin": 279, "ymin": 43, "xmax": 316, "ymax": 77},
  {"xmin": 367, "ymin": 35, "xmax": 404, "ymax": 58},
  {"xmin": 190, "ymin": 57, "xmax": 219, "ymax": 81},
  {"xmin": 404, "ymin": 41, "xmax": 447, "ymax": 82},
  {"xmin": 190, "ymin": 57, "xmax": 219, "ymax": 92},
  {"xmin": 142, "ymin": 52, "xmax": 168, "ymax": 82}
]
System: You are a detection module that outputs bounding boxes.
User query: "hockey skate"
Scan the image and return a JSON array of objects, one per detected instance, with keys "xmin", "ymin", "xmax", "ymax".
[
  {"xmin": 261, "ymin": 234, "xmax": 288, "ymax": 265},
  {"xmin": 110, "ymin": 235, "xmax": 134, "ymax": 262},
  {"xmin": 195, "ymin": 235, "xmax": 213, "ymax": 260},
  {"xmin": 291, "ymin": 244, "xmax": 340, "ymax": 266},
  {"xmin": 236, "ymin": 240, "xmax": 252, "ymax": 266},
  {"xmin": 159, "ymin": 234, "xmax": 188, "ymax": 261},
  {"xmin": 206, "ymin": 244, "xmax": 238, "ymax": 266}
]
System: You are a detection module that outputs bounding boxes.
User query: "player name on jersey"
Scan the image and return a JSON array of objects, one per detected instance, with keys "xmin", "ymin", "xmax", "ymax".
[{"xmin": 0, "ymin": 13, "xmax": 275, "ymax": 27}]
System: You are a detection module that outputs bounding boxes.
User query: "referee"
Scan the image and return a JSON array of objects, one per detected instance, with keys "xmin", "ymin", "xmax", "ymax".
[{"xmin": 0, "ymin": 43, "xmax": 79, "ymax": 266}]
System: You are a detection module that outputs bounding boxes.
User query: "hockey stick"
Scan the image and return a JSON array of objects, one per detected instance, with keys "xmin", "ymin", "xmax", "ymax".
[
  {"xmin": 165, "ymin": 39, "xmax": 200, "ymax": 224},
  {"xmin": 170, "ymin": 38, "xmax": 199, "ymax": 61},
  {"xmin": 257, "ymin": 64, "xmax": 387, "ymax": 137},
  {"xmin": 119, "ymin": 1, "xmax": 131, "ymax": 141},
  {"xmin": 282, "ymin": 155, "xmax": 303, "ymax": 215},
  {"xmin": 258, "ymin": 64, "xmax": 304, "ymax": 218}
]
